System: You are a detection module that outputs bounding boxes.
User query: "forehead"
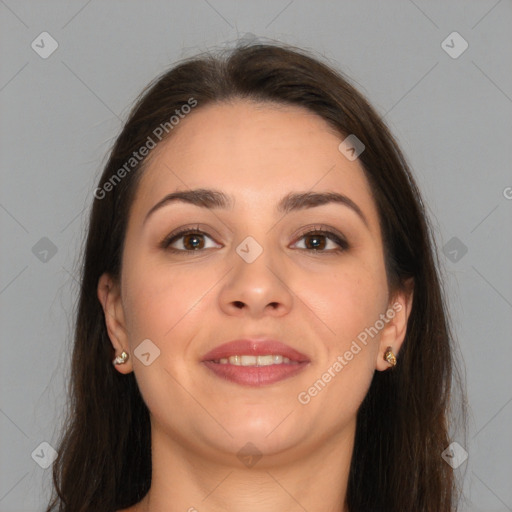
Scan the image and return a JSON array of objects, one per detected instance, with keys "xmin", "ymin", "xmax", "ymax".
[{"xmin": 132, "ymin": 100, "xmax": 379, "ymax": 225}]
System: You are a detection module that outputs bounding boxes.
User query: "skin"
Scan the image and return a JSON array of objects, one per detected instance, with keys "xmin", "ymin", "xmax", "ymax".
[{"xmin": 98, "ymin": 100, "xmax": 413, "ymax": 512}]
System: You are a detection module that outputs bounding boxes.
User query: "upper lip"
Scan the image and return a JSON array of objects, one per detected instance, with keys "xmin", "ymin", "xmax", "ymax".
[{"xmin": 201, "ymin": 339, "xmax": 310, "ymax": 363}]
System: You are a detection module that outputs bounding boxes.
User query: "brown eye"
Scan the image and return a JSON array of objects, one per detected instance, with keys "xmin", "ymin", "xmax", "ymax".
[
  {"xmin": 303, "ymin": 233, "xmax": 327, "ymax": 250},
  {"xmin": 292, "ymin": 228, "xmax": 349, "ymax": 252},
  {"xmin": 161, "ymin": 229, "xmax": 221, "ymax": 253},
  {"xmin": 182, "ymin": 233, "xmax": 205, "ymax": 250}
]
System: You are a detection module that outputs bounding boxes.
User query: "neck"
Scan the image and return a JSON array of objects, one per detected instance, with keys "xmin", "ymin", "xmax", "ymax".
[{"xmin": 137, "ymin": 419, "xmax": 355, "ymax": 512}]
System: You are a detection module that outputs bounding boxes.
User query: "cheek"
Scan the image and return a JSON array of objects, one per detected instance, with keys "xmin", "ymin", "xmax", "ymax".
[
  {"xmin": 121, "ymin": 253, "xmax": 217, "ymax": 344},
  {"xmin": 120, "ymin": 258, "xmax": 214, "ymax": 421},
  {"xmin": 295, "ymin": 262, "xmax": 386, "ymax": 430},
  {"xmin": 304, "ymin": 257, "xmax": 389, "ymax": 346}
]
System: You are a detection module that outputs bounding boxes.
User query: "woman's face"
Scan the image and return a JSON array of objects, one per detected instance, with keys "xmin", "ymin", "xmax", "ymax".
[{"xmin": 101, "ymin": 100, "xmax": 409, "ymax": 465}]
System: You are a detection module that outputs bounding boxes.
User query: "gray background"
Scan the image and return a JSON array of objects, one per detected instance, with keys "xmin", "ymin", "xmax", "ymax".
[{"xmin": 1, "ymin": 1, "xmax": 511, "ymax": 510}]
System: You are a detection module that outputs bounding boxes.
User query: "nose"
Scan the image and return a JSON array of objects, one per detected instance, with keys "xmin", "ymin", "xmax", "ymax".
[{"xmin": 218, "ymin": 246, "xmax": 293, "ymax": 319}]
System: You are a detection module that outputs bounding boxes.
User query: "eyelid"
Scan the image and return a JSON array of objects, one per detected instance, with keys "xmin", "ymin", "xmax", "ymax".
[
  {"xmin": 291, "ymin": 224, "xmax": 349, "ymax": 251},
  {"xmin": 160, "ymin": 224, "xmax": 349, "ymax": 253},
  {"xmin": 159, "ymin": 224, "xmax": 222, "ymax": 249}
]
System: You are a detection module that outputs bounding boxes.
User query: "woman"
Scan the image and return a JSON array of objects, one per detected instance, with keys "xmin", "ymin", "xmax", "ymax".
[{"xmin": 46, "ymin": 42, "xmax": 466, "ymax": 511}]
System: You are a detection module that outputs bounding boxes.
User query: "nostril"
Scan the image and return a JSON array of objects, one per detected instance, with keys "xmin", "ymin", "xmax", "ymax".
[{"xmin": 233, "ymin": 301, "xmax": 245, "ymax": 309}]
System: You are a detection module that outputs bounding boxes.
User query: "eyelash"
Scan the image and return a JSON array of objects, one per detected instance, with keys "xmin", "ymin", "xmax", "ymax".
[{"xmin": 160, "ymin": 224, "xmax": 349, "ymax": 254}]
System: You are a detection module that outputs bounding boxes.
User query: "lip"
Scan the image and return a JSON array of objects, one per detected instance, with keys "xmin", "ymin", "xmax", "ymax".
[{"xmin": 201, "ymin": 339, "xmax": 310, "ymax": 387}]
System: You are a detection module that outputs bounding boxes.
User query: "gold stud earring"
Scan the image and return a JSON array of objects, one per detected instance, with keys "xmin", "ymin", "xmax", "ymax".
[
  {"xmin": 113, "ymin": 351, "xmax": 129, "ymax": 366},
  {"xmin": 384, "ymin": 347, "xmax": 397, "ymax": 367}
]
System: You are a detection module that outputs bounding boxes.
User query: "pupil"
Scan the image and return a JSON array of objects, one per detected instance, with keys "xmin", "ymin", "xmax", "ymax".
[
  {"xmin": 307, "ymin": 235, "xmax": 325, "ymax": 250},
  {"xmin": 184, "ymin": 234, "xmax": 203, "ymax": 250}
]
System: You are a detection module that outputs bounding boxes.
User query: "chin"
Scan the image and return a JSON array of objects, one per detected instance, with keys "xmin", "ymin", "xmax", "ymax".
[{"xmin": 215, "ymin": 412, "xmax": 306, "ymax": 452}]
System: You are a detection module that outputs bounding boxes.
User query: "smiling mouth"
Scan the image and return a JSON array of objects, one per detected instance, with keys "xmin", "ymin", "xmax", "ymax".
[
  {"xmin": 211, "ymin": 354, "xmax": 300, "ymax": 366},
  {"xmin": 201, "ymin": 338, "xmax": 310, "ymax": 386}
]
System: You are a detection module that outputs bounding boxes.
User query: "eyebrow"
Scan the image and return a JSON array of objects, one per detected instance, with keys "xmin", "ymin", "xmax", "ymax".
[{"xmin": 144, "ymin": 188, "xmax": 369, "ymax": 227}]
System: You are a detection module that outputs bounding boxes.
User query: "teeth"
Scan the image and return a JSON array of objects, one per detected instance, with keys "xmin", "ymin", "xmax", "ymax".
[
  {"xmin": 239, "ymin": 355, "xmax": 257, "ymax": 366},
  {"xmin": 216, "ymin": 355, "xmax": 297, "ymax": 366}
]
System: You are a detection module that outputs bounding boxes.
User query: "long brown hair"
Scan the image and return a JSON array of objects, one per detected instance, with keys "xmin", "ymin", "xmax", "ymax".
[{"xmin": 46, "ymin": 41, "xmax": 466, "ymax": 511}]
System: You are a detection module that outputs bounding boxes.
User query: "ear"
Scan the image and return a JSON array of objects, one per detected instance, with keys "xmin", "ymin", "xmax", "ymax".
[
  {"xmin": 375, "ymin": 278, "xmax": 414, "ymax": 371},
  {"xmin": 97, "ymin": 272, "xmax": 133, "ymax": 374}
]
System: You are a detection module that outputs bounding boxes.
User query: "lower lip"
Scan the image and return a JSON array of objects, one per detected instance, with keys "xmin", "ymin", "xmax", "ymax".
[{"xmin": 202, "ymin": 361, "xmax": 309, "ymax": 387}]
